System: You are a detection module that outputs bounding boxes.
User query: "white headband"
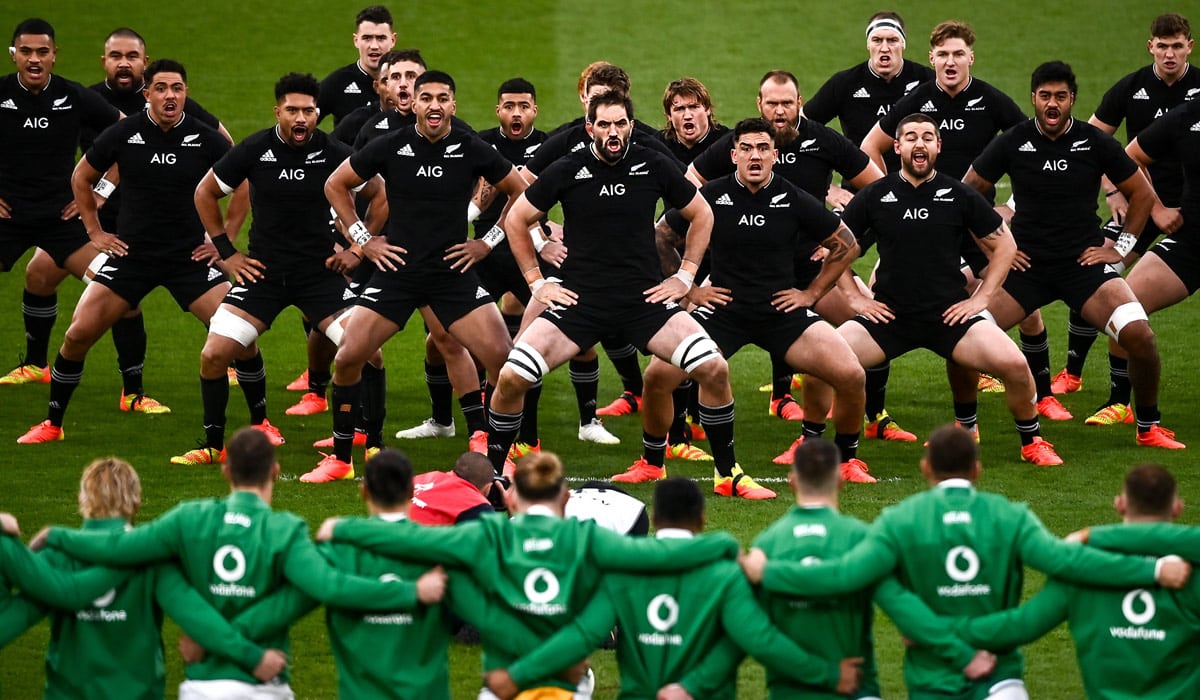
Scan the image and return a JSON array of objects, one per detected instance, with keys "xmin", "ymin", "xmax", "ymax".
[{"xmin": 866, "ymin": 19, "xmax": 906, "ymax": 45}]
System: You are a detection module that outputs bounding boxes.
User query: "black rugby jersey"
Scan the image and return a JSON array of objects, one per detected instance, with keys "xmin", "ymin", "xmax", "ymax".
[
  {"xmin": 843, "ymin": 172, "xmax": 1000, "ymax": 314},
  {"xmin": 212, "ymin": 127, "xmax": 352, "ymax": 269},
  {"xmin": 653, "ymin": 122, "xmax": 731, "ymax": 165},
  {"xmin": 524, "ymin": 143, "xmax": 696, "ymax": 302},
  {"xmin": 879, "ymin": 78, "xmax": 1025, "ymax": 180},
  {"xmin": 972, "ymin": 119, "xmax": 1137, "ymax": 261},
  {"xmin": 1093, "ymin": 64, "xmax": 1200, "ymax": 206},
  {"xmin": 475, "ymin": 126, "xmax": 548, "ymax": 234},
  {"xmin": 1135, "ymin": 100, "xmax": 1200, "ymax": 223},
  {"xmin": 85, "ymin": 112, "xmax": 230, "ymax": 257},
  {"xmin": 349, "ymin": 125, "xmax": 512, "ymax": 270},
  {"xmin": 664, "ymin": 173, "xmax": 840, "ymax": 305},
  {"xmin": 317, "ymin": 62, "xmax": 376, "ymax": 125},
  {"xmin": 691, "ymin": 118, "xmax": 869, "ymax": 202},
  {"xmin": 354, "ymin": 111, "xmax": 473, "ymax": 150},
  {"xmin": 805, "ymin": 60, "xmax": 935, "ymax": 172},
  {"xmin": 332, "ymin": 103, "xmax": 380, "ymax": 145},
  {"xmin": 0, "ymin": 73, "xmax": 119, "ymax": 220},
  {"xmin": 527, "ymin": 117, "xmax": 682, "ymax": 176}
]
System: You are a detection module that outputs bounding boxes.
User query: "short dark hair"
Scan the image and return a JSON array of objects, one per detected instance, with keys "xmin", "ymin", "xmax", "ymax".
[
  {"xmin": 925, "ymin": 424, "xmax": 978, "ymax": 477},
  {"xmin": 414, "ymin": 70, "xmax": 454, "ymax": 94},
  {"xmin": 653, "ymin": 477, "xmax": 705, "ymax": 530},
  {"xmin": 587, "ymin": 89, "xmax": 634, "ymax": 123},
  {"xmin": 144, "ymin": 58, "xmax": 187, "ymax": 85},
  {"xmin": 225, "ymin": 428, "xmax": 276, "ymax": 486},
  {"xmin": 382, "ymin": 48, "xmax": 425, "ymax": 70},
  {"xmin": 759, "ymin": 69, "xmax": 801, "ymax": 96},
  {"xmin": 363, "ymin": 449, "xmax": 413, "ymax": 508},
  {"xmin": 498, "ymin": 77, "xmax": 537, "ymax": 101},
  {"xmin": 453, "ymin": 452, "xmax": 494, "ymax": 490},
  {"xmin": 1151, "ymin": 13, "xmax": 1191, "ymax": 39},
  {"xmin": 585, "ymin": 64, "xmax": 631, "ymax": 95},
  {"xmin": 105, "ymin": 27, "xmax": 145, "ymax": 46},
  {"xmin": 1031, "ymin": 61, "xmax": 1077, "ymax": 95},
  {"xmin": 356, "ymin": 5, "xmax": 393, "ymax": 29},
  {"xmin": 894, "ymin": 112, "xmax": 940, "ymax": 139},
  {"xmin": 868, "ymin": 10, "xmax": 906, "ymax": 29},
  {"xmin": 11, "ymin": 18, "xmax": 54, "ymax": 45},
  {"xmin": 274, "ymin": 72, "xmax": 320, "ymax": 102},
  {"xmin": 792, "ymin": 439, "xmax": 842, "ymax": 493},
  {"xmin": 1124, "ymin": 464, "xmax": 1177, "ymax": 517},
  {"xmin": 514, "ymin": 452, "xmax": 565, "ymax": 502},
  {"xmin": 733, "ymin": 117, "xmax": 775, "ymax": 144}
]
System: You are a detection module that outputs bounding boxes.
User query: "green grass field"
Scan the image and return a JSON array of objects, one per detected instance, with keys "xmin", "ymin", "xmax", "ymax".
[{"xmin": 2, "ymin": 1, "xmax": 1198, "ymax": 697}]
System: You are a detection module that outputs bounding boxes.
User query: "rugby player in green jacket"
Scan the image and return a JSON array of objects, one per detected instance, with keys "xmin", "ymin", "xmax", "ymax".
[{"xmin": 956, "ymin": 464, "xmax": 1200, "ymax": 700}]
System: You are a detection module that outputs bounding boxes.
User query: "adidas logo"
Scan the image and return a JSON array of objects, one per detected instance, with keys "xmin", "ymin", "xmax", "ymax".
[
  {"xmin": 1133, "ymin": 88, "xmax": 1149, "ymax": 100},
  {"xmin": 852, "ymin": 87, "xmax": 871, "ymax": 98},
  {"xmin": 259, "ymin": 149, "xmax": 277, "ymax": 162},
  {"xmin": 396, "ymin": 143, "xmax": 414, "ymax": 157},
  {"xmin": 715, "ymin": 193, "xmax": 733, "ymax": 206},
  {"xmin": 207, "ymin": 267, "xmax": 223, "ymax": 282},
  {"xmin": 525, "ymin": 143, "xmax": 541, "ymax": 156},
  {"xmin": 344, "ymin": 83, "xmax": 362, "ymax": 94},
  {"xmin": 127, "ymin": 132, "xmax": 145, "ymax": 144},
  {"xmin": 904, "ymin": 80, "xmax": 920, "ymax": 93},
  {"xmin": 0, "ymin": 98, "xmax": 15, "ymax": 110},
  {"xmin": 570, "ymin": 141, "xmax": 586, "ymax": 152},
  {"xmin": 342, "ymin": 288, "xmax": 356, "ymax": 301},
  {"xmin": 1018, "ymin": 141, "xmax": 1036, "ymax": 153},
  {"xmin": 1191, "ymin": 121, "xmax": 1200, "ymax": 132},
  {"xmin": 880, "ymin": 191, "xmax": 898, "ymax": 203},
  {"xmin": 920, "ymin": 101, "xmax": 937, "ymax": 113},
  {"xmin": 967, "ymin": 96, "xmax": 984, "ymax": 107},
  {"xmin": 574, "ymin": 166, "xmax": 592, "ymax": 180},
  {"xmin": 376, "ymin": 118, "xmax": 389, "ymax": 130},
  {"xmin": 475, "ymin": 286, "xmax": 489, "ymax": 300}
]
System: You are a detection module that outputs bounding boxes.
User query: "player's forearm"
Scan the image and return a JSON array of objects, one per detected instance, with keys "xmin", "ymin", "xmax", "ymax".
[
  {"xmin": 331, "ymin": 517, "xmax": 477, "ymax": 568},
  {"xmin": 223, "ymin": 183, "xmax": 250, "ymax": 239},
  {"xmin": 230, "ymin": 583, "xmax": 319, "ymax": 640},
  {"xmin": 874, "ymin": 577, "xmax": 976, "ymax": 668},
  {"xmin": 46, "ymin": 524, "xmax": 173, "ymax": 567},
  {"xmin": 591, "ymin": 530, "xmax": 737, "ymax": 571},
  {"xmin": 155, "ymin": 563, "xmax": 266, "ymax": 672},
  {"xmin": 762, "ymin": 538, "xmax": 894, "ymax": 596},
  {"xmin": 1, "ymin": 537, "xmax": 126, "ymax": 610},
  {"xmin": 71, "ymin": 160, "xmax": 104, "ymax": 234},
  {"xmin": 508, "ymin": 620, "xmax": 602, "ymax": 687},
  {"xmin": 956, "ymin": 581, "xmax": 1068, "ymax": 651},
  {"xmin": 723, "ymin": 587, "xmax": 837, "ymax": 688}
]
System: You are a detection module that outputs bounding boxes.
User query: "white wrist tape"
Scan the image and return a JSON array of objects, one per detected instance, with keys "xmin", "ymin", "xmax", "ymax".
[
  {"xmin": 530, "ymin": 278, "xmax": 547, "ymax": 295},
  {"xmin": 93, "ymin": 178, "xmax": 116, "ymax": 199},
  {"xmin": 467, "ymin": 202, "xmax": 483, "ymax": 222},
  {"xmin": 1113, "ymin": 232, "xmax": 1137, "ymax": 257},
  {"xmin": 348, "ymin": 220, "xmax": 372, "ymax": 246},
  {"xmin": 671, "ymin": 269, "xmax": 695, "ymax": 291},
  {"xmin": 530, "ymin": 226, "xmax": 549, "ymax": 253},
  {"xmin": 481, "ymin": 224, "xmax": 506, "ymax": 249}
]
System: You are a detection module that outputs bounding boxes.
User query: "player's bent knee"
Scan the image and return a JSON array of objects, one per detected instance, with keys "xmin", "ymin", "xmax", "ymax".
[
  {"xmin": 208, "ymin": 307, "xmax": 260, "ymax": 348},
  {"xmin": 1105, "ymin": 302, "xmax": 1149, "ymax": 342},
  {"xmin": 506, "ymin": 341, "xmax": 549, "ymax": 384},
  {"xmin": 671, "ymin": 332, "xmax": 722, "ymax": 374}
]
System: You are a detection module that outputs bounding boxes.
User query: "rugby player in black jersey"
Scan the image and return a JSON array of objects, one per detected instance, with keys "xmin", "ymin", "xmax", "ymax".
[
  {"xmin": 838, "ymin": 112, "xmax": 1057, "ymax": 465},
  {"xmin": 963, "ymin": 61, "xmax": 1183, "ymax": 453},
  {"xmin": 175, "ymin": 73, "xmax": 386, "ymax": 469},
  {"xmin": 317, "ymin": 5, "xmax": 396, "ymax": 126},
  {"xmin": 803, "ymin": 11, "xmax": 933, "ymax": 197},
  {"xmin": 492, "ymin": 90, "xmax": 771, "ymax": 496},
  {"xmin": 331, "ymin": 48, "xmax": 403, "ymax": 146},
  {"xmin": 18, "ymin": 60, "xmax": 233, "ymax": 445},
  {"xmin": 688, "ymin": 70, "xmax": 912, "ymax": 447},
  {"xmin": 317, "ymin": 71, "xmax": 527, "ymax": 483},
  {"xmin": 614, "ymin": 118, "xmax": 872, "ymax": 490},
  {"xmin": 657, "ymin": 77, "xmax": 729, "ymax": 164},
  {"xmin": 1061, "ymin": 14, "xmax": 1200, "ymax": 418},
  {"xmin": 0, "ymin": 20, "xmax": 170, "ymax": 418}
]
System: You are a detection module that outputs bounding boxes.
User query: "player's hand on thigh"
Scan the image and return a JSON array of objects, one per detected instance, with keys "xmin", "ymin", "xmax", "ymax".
[
  {"xmin": 444, "ymin": 239, "xmax": 490, "ymax": 272},
  {"xmin": 850, "ymin": 296, "xmax": 894, "ymax": 323},
  {"xmin": 1010, "ymin": 249, "xmax": 1032, "ymax": 271},
  {"xmin": 89, "ymin": 229, "xmax": 128, "ymax": 257},
  {"xmin": 1152, "ymin": 205, "xmax": 1182, "ymax": 235},
  {"xmin": 192, "ymin": 240, "xmax": 220, "ymax": 265},
  {"xmin": 363, "ymin": 236, "xmax": 407, "ymax": 271},
  {"xmin": 532, "ymin": 280, "xmax": 577, "ymax": 308},
  {"xmin": 772, "ymin": 287, "xmax": 818, "ymax": 313},
  {"xmin": 686, "ymin": 285, "xmax": 731, "ymax": 310},
  {"xmin": 943, "ymin": 296, "xmax": 988, "ymax": 326},
  {"xmin": 325, "ymin": 249, "xmax": 362, "ymax": 275},
  {"xmin": 60, "ymin": 200, "xmax": 79, "ymax": 220},
  {"xmin": 1077, "ymin": 245, "xmax": 1122, "ymax": 266},
  {"xmin": 218, "ymin": 252, "xmax": 266, "ymax": 285}
]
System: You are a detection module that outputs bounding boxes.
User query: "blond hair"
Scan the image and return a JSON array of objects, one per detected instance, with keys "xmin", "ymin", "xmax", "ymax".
[
  {"xmin": 79, "ymin": 457, "xmax": 142, "ymax": 521},
  {"xmin": 514, "ymin": 452, "xmax": 565, "ymax": 501}
]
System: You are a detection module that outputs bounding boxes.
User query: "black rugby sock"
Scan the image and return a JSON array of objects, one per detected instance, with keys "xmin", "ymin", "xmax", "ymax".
[
  {"xmin": 570, "ymin": 357, "xmax": 600, "ymax": 424},
  {"xmin": 1020, "ymin": 330, "xmax": 1052, "ymax": 400},
  {"xmin": 112, "ymin": 313, "xmax": 148, "ymax": 396},
  {"xmin": 234, "ymin": 351, "xmax": 268, "ymax": 425},
  {"xmin": 331, "ymin": 381, "xmax": 361, "ymax": 463},
  {"xmin": 602, "ymin": 340, "xmax": 643, "ymax": 395},
  {"xmin": 1064, "ymin": 310, "xmax": 1098, "ymax": 378},
  {"xmin": 425, "ymin": 360, "xmax": 453, "ymax": 426},
  {"xmin": 519, "ymin": 382, "xmax": 542, "ymax": 445},
  {"xmin": 22, "ymin": 290, "xmax": 56, "ymax": 368},
  {"xmin": 47, "ymin": 354, "xmax": 84, "ymax": 427},
  {"xmin": 200, "ymin": 375, "xmax": 228, "ymax": 449},
  {"xmin": 361, "ymin": 364, "xmax": 387, "ymax": 449}
]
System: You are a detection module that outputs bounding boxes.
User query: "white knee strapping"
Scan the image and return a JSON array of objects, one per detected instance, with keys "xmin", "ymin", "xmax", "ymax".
[
  {"xmin": 986, "ymin": 678, "xmax": 1028, "ymax": 700},
  {"xmin": 506, "ymin": 341, "xmax": 549, "ymax": 383},
  {"xmin": 209, "ymin": 307, "xmax": 260, "ymax": 347},
  {"xmin": 1105, "ymin": 301, "xmax": 1148, "ymax": 341},
  {"xmin": 85, "ymin": 252, "xmax": 109, "ymax": 282},
  {"xmin": 324, "ymin": 310, "xmax": 352, "ymax": 347},
  {"xmin": 670, "ymin": 332, "xmax": 722, "ymax": 373}
]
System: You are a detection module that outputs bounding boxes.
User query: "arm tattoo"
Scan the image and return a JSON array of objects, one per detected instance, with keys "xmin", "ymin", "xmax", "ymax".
[
  {"xmin": 821, "ymin": 225, "xmax": 857, "ymax": 264},
  {"xmin": 655, "ymin": 219, "xmax": 684, "ymax": 276}
]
